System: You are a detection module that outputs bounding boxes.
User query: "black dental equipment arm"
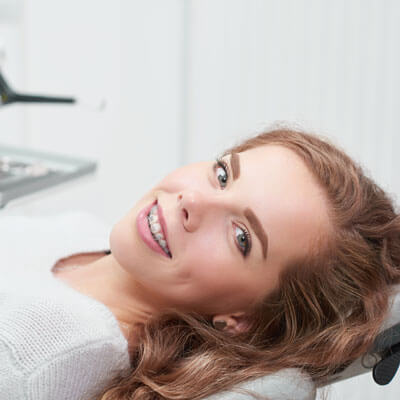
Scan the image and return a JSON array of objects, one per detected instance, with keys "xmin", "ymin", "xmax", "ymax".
[
  {"xmin": 372, "ymin": 322, "xmax": 400, "ymax": 385},
  {"xmin": 0, "ymin": 70, "xmax": 75, "ymax": 107}
]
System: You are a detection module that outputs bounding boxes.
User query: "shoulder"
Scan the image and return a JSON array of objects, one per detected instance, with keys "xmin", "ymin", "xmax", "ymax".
[
  {"xmin": 0, "ymin": 286, "xmax": 129, "ymax": 375},
  {"xmin": 1, "ymin": 334, "xmax": 129, "ymax": 400},
  {"xmin": 25, "ymin": 339, "xmax": 130, "ymax": 400},
  {"xmin": 0, "ymin": 289, "xmax": 130, "ymax": 400}
]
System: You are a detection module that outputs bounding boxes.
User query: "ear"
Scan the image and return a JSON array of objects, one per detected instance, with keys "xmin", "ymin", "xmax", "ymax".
[{"xmin": 212, "ymin": 312, "xmax": 252, "ymax": 335}]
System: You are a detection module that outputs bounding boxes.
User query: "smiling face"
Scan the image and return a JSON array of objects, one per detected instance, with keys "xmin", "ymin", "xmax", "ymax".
[{"xmin": 109, "ymin": 145, "xmax": 331, "ymax": 318}]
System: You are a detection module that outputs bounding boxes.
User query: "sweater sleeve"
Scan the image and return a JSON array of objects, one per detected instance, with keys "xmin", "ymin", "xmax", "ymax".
[
  {"xmin": 25, "ymin": 339, "xmax": 128, "ymax": 400},
  {"xmin": 0, "ymin": 281, "xmax": 130, "ymax": 400},
  {"xmin": 0, "ymin": 338, "xmax": 128, "ymax": 400}
]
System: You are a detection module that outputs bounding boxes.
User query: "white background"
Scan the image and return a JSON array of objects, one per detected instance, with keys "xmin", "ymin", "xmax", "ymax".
[{"xmin": 0, "ymin": 1, "xmax": 399, "ymax": 398}]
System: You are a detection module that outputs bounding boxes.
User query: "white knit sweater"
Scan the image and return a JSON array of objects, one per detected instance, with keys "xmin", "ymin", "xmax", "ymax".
[{"xmin": 0, "ymin": 211, "xmax": 130, "ymax": 400}]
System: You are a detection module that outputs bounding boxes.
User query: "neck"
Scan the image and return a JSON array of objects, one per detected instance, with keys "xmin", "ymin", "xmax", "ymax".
[{"xmin": 59, "ymin": 254, "xmax": 161, "ymax": 341}]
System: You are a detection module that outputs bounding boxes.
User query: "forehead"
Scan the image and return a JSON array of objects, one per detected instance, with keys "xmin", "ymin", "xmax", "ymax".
[{"xmin": 228, "ymin": 144, "xmax": 330, "ymax": 267}]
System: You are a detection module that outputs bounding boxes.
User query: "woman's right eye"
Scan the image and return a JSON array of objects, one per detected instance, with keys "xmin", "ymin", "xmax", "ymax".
[{"xmin": 213, "ymin": 158, "xmax": 229, "ymax": 189}]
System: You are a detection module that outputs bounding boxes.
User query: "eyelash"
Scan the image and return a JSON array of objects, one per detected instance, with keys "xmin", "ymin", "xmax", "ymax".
[{"xmin": 213, "ymin": 158, "xmax": 252, "ymax": 257}]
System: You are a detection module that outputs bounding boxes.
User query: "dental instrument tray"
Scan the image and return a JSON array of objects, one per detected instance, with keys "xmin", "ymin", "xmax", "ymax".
[{"xmin": 0, "ymin": 144, "xmax": 97, "ymax": 208}]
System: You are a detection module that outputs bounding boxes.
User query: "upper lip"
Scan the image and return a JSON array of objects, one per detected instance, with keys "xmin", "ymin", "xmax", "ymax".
[{"xmin": 156, "ymin": 200, "xmax": 172, "ymax": 256}]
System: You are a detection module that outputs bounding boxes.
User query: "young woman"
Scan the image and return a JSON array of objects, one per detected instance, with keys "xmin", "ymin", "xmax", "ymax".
[{"xmin": 2, "ymin": 127, "xmax": 399, "ymax": 400}]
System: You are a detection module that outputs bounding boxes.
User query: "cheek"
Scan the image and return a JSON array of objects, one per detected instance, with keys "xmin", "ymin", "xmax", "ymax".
[
  {"xmin": 180, "ymin": 226, "xmax": 232, "ymax": 274},
  {"xmin": 181, "ymin": 241, "xmax": 249, "ymax": 299},
  {"xmin": 192, "ymin": 264, "xmax": 258, "ymax": 312}
]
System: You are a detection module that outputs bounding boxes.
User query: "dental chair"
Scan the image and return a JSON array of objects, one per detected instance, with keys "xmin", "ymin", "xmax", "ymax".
[{"xmin": 204, "ymin": 284, "xmax": 400, "ymax": 400}]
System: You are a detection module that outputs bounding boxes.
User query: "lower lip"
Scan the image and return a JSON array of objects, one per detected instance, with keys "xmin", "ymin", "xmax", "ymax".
[{"xmin": 136, "ymin": 200, "xmax": 170, "ymax": 258}]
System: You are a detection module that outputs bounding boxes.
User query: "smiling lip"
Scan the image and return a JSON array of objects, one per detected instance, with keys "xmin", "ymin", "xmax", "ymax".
[{"xmin": 136, "ymin": 200, "xmax": 171, "ymax": 258}]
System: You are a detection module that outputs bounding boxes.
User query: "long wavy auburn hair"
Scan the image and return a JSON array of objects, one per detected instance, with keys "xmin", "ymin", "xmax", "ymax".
[{"xmin": 96, "ymin": 126, "xmax": 400, "ymax": 400}]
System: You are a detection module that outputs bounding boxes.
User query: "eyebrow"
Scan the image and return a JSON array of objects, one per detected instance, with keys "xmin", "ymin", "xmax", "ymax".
[
  {"xmin": 230, "ymin": 151, "xmax": 240, "ymax": 180},
  {"xmin": 229, "ymin": 152, "xmax": 269, "ymax": 260}
]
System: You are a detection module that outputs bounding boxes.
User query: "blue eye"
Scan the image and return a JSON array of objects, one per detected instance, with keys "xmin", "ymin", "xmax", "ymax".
[
  {"xmin": 234, "ymin": 224, "xmax": 251, "ymax": 257},
  {"xmin": 213, "ymin": 158, "xmax": 252, "ymax": 257},
  {"xmin": 213, "ymin": 158, "xmax": 229, "ymax": 189}
]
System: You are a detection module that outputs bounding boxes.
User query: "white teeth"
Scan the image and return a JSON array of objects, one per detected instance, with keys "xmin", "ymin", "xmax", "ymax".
[
  {"xmin": 147, "ymin": 205, "xmax": 171, "ymax": 257},
  {"xmin": 150, "ymin": 222, "xmax": 161, "ymax": 234},
  {"xmin": 154, "ymin": 233, "xmax": 163, "ymax": 241},
  {"xmin": 149, "ymin": 214, "xmax": 158, "ymax": 223}
]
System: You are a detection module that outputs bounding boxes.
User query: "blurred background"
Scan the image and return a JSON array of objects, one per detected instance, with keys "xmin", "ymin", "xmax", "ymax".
[{"xmin": 0, "ymin": 0, "xmax": 399, "ymax": 397}]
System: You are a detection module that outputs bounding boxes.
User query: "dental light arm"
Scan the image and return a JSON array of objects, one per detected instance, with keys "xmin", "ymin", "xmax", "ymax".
[{"xmin": 0, "ymin": 70, "xmax": 75, "ymax": 106}]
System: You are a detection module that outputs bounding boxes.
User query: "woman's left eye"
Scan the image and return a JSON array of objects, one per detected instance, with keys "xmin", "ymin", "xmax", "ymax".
[
  {"xmin": 212, "ymin": 158, "xmax": 252, "ymax": 257},
  {"xmin": 213, "ymin": 158, "xmax": 229, "ymax": 189}
]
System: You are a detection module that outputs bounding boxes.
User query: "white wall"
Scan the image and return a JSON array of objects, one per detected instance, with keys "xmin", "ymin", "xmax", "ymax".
[
  {"xmin": 186, "ymin": 0, "xmax": 400, "ymax": 208},
  {"xmin": 0, "ymin": 0, "xmax": 399, "ymax": 398},
  {"xmin": 0, "ymin": 0, "xmax": 184, "ymax": 225}
]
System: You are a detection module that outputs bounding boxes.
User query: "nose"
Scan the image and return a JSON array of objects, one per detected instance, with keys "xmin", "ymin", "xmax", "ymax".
[{"xmin": 178, "ymin": 189, "xmax": 231, "ymax": 232}]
